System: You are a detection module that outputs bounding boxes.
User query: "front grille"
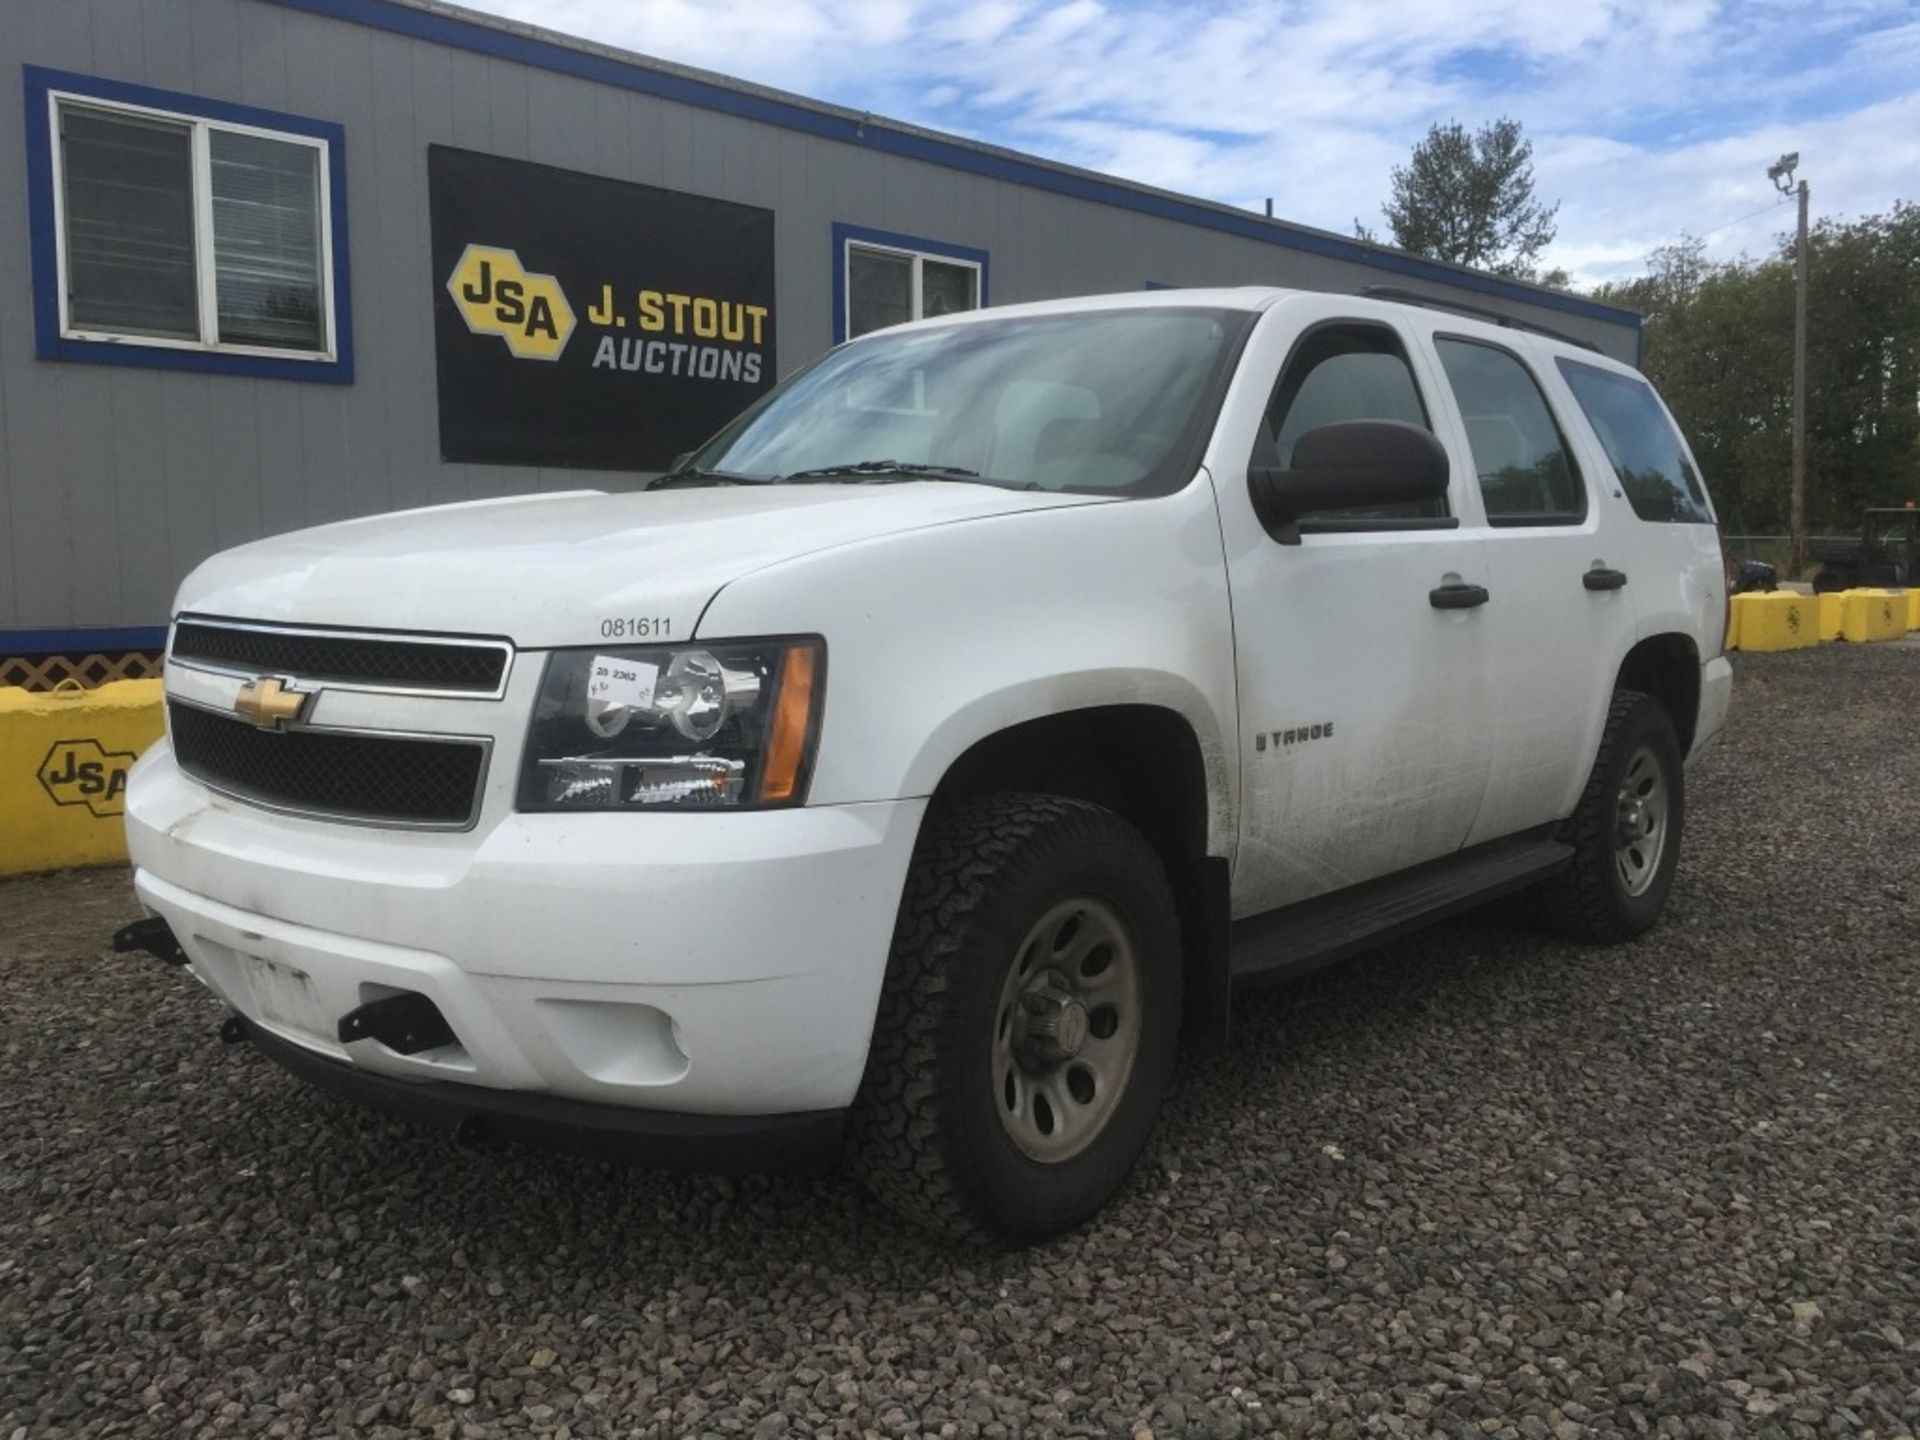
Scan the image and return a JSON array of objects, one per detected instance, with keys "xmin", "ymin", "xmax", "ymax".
[
  {"xmin": 171, "ymin": 619, "xmax": 510, "ymax": 694},
  {"xmin": 169, "ymin": 702, "xmax": 487, "ymax": 828}
]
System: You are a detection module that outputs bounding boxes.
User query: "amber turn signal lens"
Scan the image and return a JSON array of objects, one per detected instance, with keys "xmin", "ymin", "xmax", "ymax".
[{"xmin": 757, "ymin": 644, "xmax": 819, "ymax": 803}]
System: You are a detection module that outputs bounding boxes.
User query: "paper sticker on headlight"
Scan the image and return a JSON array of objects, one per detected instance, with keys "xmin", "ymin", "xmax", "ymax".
[
  {"xmin": 587, "ymin": 655, "xmax": 659, "ymax": 709},
  {"xmin": 585, "ymin": 654, "xmax": 659, "ymax": 737}
]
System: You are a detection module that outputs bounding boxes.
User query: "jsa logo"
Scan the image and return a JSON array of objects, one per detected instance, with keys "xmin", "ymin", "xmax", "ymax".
[
  {"xmin": 38, "ymin": 739, "xmax": 137, "ymax": 818},
  {"xmin": 447, "ymin": 244, "xmax": 577, "ymax": 360}
]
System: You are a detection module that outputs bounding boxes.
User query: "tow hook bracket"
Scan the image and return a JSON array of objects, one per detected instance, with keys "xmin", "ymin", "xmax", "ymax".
[
  {"xmin": 111, "ymin": 916, "xmax": 187, "ymax": 966},
  {"xmin": 220, "ymin": 1015, "xmax": 248, "ymax": 1046},
  {"xmin": 336, "ymin": 992, "xmax": 457, "ymax": 1055}
]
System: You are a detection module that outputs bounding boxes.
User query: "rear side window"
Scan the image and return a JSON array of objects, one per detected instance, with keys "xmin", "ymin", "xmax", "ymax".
[
  {"xmin": 1557, "ymin": 360, "xmax": 1713, "ymax": 523},
  {"xmin": 1265, "ymin": 324, "xmax": 1446, "ymax": 521},
  {"xmin": 1434, "ymin": 338, "xmax": 1585, "ymax": 526}
]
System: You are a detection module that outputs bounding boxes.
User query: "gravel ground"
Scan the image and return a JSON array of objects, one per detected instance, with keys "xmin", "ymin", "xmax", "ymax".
[{"xmin": 4, "ymin": 643, "xmax": 1920, "ymax": 1440}]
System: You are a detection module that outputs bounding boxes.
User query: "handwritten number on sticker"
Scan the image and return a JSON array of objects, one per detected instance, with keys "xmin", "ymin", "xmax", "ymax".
[{"xmin": 587, "ymin": 654, "xmax": 660, "ymax": 709}]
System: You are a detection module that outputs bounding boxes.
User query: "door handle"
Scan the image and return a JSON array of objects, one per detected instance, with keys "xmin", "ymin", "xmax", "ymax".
[
  {"xmin": 1429, "ymin": 582, "xmax": 1490, "ymax": 610},
  {"xmin": 1583, "ymin": 567, "xmax": 1629, "ymax": 591}
]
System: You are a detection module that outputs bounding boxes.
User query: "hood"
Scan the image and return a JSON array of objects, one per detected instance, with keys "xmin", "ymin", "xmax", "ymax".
[{"xmin": 174, "ymin": 482, "xmax": 1110, "ymax": 648}]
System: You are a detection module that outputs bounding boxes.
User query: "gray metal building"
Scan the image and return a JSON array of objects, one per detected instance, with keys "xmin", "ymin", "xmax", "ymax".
[{"xmin": 1, "ymin": 0, "xmax": 1641, "ymax": 676}]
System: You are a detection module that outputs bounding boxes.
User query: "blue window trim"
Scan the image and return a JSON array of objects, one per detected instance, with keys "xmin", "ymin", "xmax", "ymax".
[
  {"xmin": 22, "ymin": 64, "xmax": 354, "ymax": 384},
  {"xmin": 1, "ymin": 624, "xmax": 171, "ymax": 655},
  {"xmin": 831, "ymin": 223, "xmax": 990, "ymax": 345},
  {"xmin": 269, "ymin": 0, "xmax": 1638, "ymax": 340}
]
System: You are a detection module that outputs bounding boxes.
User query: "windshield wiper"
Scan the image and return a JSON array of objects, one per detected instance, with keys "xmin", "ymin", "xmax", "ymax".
[
  {"xmin": 646, "ymin": 467, "xmax": 771, "ymax": 490},
  {"xmin": 778, "ymin": 460, "xmax": 985, "ymax": 484}
]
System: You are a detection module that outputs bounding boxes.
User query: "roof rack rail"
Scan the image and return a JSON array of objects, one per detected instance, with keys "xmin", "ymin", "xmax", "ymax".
[{"xmin": 1360, "ymin": 286, "xmax": 1601, "ymax": 353}]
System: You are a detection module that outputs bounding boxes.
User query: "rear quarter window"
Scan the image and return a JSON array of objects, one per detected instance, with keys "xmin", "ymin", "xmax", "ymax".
[{"xmin": 1557, "ymin": 360, "xmax": 1713, "ymax": 524}]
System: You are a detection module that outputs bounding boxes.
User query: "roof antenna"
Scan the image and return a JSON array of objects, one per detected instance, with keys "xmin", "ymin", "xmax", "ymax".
[{"xmin": 1264, "ymin": 198, "xmax": 1274, "ymax": 218}]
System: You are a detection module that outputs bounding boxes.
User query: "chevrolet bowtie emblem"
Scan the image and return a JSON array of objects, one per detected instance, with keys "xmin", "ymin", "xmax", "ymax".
[{"xmin": 233, "ymin": 676, "xmax": 310, "ymax": 731}]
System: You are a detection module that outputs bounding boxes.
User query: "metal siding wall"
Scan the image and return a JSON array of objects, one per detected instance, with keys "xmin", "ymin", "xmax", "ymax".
[
  {"xmin": 137, "ymin": 0, "xmax": 196, "ymax": 90},
  {"xmin": 187, "ymin": 0, "xmax": 246, "ymax": 95},
  {"xmin": 2, "ymin": 5, "xmax": 88, "ymax": 630},
  {"xmin": 0, "ymin": 335, "xmax": 12, "ymax": 628},
  {"xmin": 366, "ymin": 29, "xmax": 430, "ymax": 508},
  {"xmin": 0, "ymin": 0, "xmax": 1639, "ymax": 634}
]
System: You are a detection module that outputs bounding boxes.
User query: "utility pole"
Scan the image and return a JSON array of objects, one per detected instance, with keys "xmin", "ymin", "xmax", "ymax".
[{"xmin": 1769, "ymin": 154, "xmax": 1809, "ymax": 577}]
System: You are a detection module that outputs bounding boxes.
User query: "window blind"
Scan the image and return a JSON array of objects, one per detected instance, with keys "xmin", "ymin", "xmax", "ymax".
[
  {"xmin": 849, "ymin": 247, "xmax": 913, "ymax": 339},
  {"xmin": 60, "ymin": 106, "xmax": 197, "ymax": 339},
  {"xmin": 210, "ymin": 129, "xmax": 323, "ymax": 351}
]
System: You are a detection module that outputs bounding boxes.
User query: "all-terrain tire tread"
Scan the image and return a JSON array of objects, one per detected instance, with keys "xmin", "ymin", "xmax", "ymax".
[
  {"xmin": 1538, "ymin": 688, "xmax": 1664, "ymax": 944},
  {"xmin": 850, "ymin": 792, "xmax": 1174, "ymax": 1243}
]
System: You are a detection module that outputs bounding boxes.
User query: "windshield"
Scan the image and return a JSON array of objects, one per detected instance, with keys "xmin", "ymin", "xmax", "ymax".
[{"xmin": 685, "ymin": 307, "xmax": 1255, "ymax": 496}]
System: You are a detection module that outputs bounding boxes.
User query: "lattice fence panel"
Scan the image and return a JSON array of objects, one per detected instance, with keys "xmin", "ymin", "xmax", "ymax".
[{"xmin": 0, "ymin": 651, "xmax": 164, "ymax": 692}]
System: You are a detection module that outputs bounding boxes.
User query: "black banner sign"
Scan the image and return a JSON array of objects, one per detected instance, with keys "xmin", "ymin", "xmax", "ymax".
[{"xmin": 428, "ymin": 145, "xmax": 777, "ymax": 471}]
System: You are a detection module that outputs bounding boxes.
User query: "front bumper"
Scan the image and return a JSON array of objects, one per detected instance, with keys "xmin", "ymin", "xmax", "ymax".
[
  {"xmin": 128, "ymin": 739, "xmax": 925, "ymax": 1121},
  {"xmin": 234, "ymin": 1014, "xmax": 844, "ymax": 1171}
]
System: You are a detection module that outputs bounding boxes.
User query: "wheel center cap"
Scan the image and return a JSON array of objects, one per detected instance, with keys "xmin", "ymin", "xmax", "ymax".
[
  {"xmin": 1054, "ymin": 1000, "xmax": 1089, "ymax": 1056},
  {"xmin": 1019, "ymin": 983, "xmax": 1090, "ymax": 1063}
]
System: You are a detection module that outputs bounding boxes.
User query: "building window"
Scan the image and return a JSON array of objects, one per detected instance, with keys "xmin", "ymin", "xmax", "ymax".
[
  {"xmin": 25, "ymin": 66, "xmax": 352, "ymax": 382},
  {"xmin": 834, "ymin": 225, "xmax": 987, "ymax": 343},
  {"xmin": 58, "ymin": 100, "xmax": 331, "ymax": 354},
  {"xmin": 847, "ymin": 244, "xmax": 980, "ymax": 338}
]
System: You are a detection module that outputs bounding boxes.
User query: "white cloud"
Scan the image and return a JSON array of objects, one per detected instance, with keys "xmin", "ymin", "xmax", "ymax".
[
  {"xmin": 464, "ymin": 0, "xmax": 1920, "ymax": 290},
  {"xmin": 1536, "ymin": 89, "xmax": 1920, "ymax": 286},
  {"xmin": 932, "ymin": 0, "xmax": 1023, "ymax": 46}
]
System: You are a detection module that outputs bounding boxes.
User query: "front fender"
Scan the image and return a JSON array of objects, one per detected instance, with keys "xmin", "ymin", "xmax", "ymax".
[
  {"xmin": 694, "ymin": 481, "xmax": 1241, "ymax": 857},
  {"xmin": 897, "ymin": 667, "xmax": 1235, "ymax": 847}
]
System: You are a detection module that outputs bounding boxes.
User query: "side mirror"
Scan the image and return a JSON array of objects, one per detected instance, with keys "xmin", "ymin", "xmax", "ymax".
[{"xmin": 1249, "ymin": 420, "xmax": 1450, "ymax": 544}]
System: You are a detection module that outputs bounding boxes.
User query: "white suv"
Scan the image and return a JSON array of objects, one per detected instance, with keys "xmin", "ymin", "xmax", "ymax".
[{"xmin": 123, "ymin": 287, "xmax": 1731, "ymax": 1242}]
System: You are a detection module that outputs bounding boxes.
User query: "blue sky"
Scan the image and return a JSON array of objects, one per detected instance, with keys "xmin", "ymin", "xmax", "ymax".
[{"xmin": 465, "ymin": 0, "xmax": 1920, "ymax": 289}]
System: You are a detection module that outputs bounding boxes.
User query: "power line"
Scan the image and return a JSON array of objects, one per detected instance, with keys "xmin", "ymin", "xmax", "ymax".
[{"xmin": 1694, "ymin": 197, "xmax": 1790, "ymax": 241}]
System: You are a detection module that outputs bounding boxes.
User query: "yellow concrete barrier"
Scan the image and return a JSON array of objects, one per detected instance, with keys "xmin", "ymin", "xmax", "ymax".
[
  {"xmin": 1816, "ymin": 592, "xmax": 1846, "ymax": 642},
  {"xmin": 1729, "ymin": 591, "xmax": 1817, "ymax": 652},
  {"xmin": 1840, "ymin": 589, "xmax": 1905, "ymax": 644},
  {"xmin": 1907, "ymin": 588, "xmax": 1920, "ymax": 632},
  {"xmin": 0, "ymin": 679, "xmax": 164, "ymax": 876}
]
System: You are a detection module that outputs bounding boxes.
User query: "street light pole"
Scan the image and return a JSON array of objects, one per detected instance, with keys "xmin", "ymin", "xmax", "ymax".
[{"xmin": 1769, "ymin": 154, "xmax": 1809, "ymax": 577}]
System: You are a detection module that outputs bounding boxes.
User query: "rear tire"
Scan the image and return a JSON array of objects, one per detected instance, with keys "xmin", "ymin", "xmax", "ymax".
[
  {"xmin": 1538, "ymin": 690, "xmax": 1685, "ymax": 944},
  {"xmin": 851, "ymin": 793, "xmax": 1182, "ymax": 1244}
]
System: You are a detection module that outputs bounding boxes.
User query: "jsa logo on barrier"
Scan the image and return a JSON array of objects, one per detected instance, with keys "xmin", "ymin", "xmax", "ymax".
[
  {"xmin": 38, "ymin": 739, "xmax": 137, "ymax": 818},
  {"xmin": 447, "ymin": 244, "xmax": 576, "ymax": 360}
]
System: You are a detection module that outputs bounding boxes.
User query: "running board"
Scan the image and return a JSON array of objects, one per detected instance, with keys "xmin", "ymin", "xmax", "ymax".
[{"xmin": 1230, "ymin": 833, "xmax": 1574, "ymax": 987}]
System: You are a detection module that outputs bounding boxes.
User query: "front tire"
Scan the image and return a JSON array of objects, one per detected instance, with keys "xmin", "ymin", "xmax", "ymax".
[
  {"xmin": 851, "ymin": 793, "xmax": 1182, "ymax": 1244},
  {"xmin": 1540, "ymin": 690, "xmax": 1686, "ymax": 944}
]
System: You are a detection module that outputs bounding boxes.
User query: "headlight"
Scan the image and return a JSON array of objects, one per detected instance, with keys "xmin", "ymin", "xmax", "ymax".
[{"xmin": 518, "ymin": 638, "xmax": 823, "ymax": 811}]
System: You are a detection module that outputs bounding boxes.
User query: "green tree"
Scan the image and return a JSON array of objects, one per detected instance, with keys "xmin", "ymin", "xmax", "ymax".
[
  {"xmin": 1596, "ymin": 206, "xmax": 1920, "ymax": 537},
  {"xmin": 1363, "ymin": 118, "xmax": 1560, "ymax": 279},
  {"xmin": 1799, "ymin": 203, "xmax": 1920, "ymax": 526}
]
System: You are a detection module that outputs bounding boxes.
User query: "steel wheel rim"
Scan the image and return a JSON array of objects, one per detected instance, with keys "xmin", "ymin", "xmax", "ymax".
[
  {"xmin": 1613, "ymin": 745, "xmax": 1670, "ymax": 898},
  {"xmin": 992, "ymin": 897, "xmax": 1143, "ymax": 1163}
]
